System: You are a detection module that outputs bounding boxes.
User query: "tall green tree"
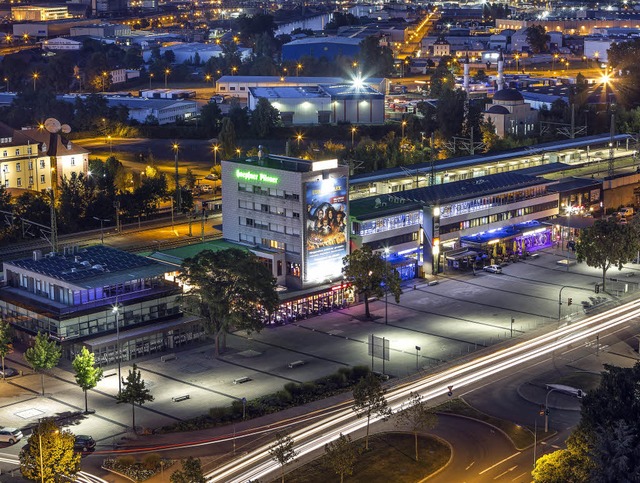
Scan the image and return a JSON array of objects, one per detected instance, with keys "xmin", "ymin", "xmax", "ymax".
[
  {"xmin": 218, "ymin": 117, "xmax": 237, "ymax": 159},
  {"xmin": 395, "ymin": 391, "xmax": 438, "ymax": 461},
  {"xmin": 170, "ymin": 456, "xmax": 206, "ymax": 483},
  {"xmin": 251, "ymin": 97, "xmax": 281, "ymax": 138},
  {"xmin": 324, "ymin": 433, "xmax": 360, "ymax": 483},
  {"xmin": 352, "ymin": 373, "xmax": 392, "ymax": 450},
  {"xmin": 117, "ymin": 363, "xmax": 153, "ymax": 433},
  {"xmin": 268, "ymin": 432, "xmax": 298, "ymax": 483},
  {"xmin": 342, "ymin": 245, "xmax": 402, "ymax": 319},
  {"xmin": 575, "ymin": 219, "xmax": 639, "ymax": 291},
  {"xmin": 179, "ymin": 249, "xmax": 278, "ymax": 357},
  {"xmin": 20, "ymin": 419, "xmax": 80, "ymax": 482},
  {"xmin": 358, "ymin": 36, "xmax": 394, "ymax": 77},
  {"xmin": 72, "ymin": 347, "xmax": 103, "ymax": 414},
  {"xmin": 0, "ymin": 319, "xmax": 13, "ymax": 381},
  {"xmin": 24, "ymin": 331, "xmax": 61, "ymax": 395},
  {"xmin": 526, "ymin": 25, "xmax": 550, "ymax": 53}
]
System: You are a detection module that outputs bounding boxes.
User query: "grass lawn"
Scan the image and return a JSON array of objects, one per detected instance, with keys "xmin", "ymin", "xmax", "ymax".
[
  {"xmin": 283, "ymin": 432, "xmax": 450, "ymax": 483},
  {"xmin": 555, "ymin": 372, "xmax": 601, "ymax": 393},
  {"xmin": 436, "ymin": 398, "xmax": 535, "ymax": 449}
]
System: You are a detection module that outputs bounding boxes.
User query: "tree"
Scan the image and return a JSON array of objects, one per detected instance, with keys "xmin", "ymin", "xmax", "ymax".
[
  {"xmin": 117, "ymin": 363, "xmax": 154, "ymax": 432},
  {"xmin": 72, "ymin": 347, "xmax": 103, "ymax": 414},
  {"xmin": 575, "ymin": 219, "xmax": 639, "ymax": 291},
  {"xmin": 358, "ymin": 36, "xmax": 394, "ymax": 77},
  {"xmin": 251, "ymin": 97, "xmax": 280, "ymax": 138},
  {"xmin": 179, "ymin": 249, "xmax": 278, "ymax": 356},
  {"xmin": 591, "ymin": 420, "xmax": 640, "ymax": 482},
  {"xmin": 170, "ymin": 456, "xmax": 206, "ymax": 483},
  {"xmin": 268, "ymin": 432, "xmax": 298, "ymax": 483},
  {"xmin": 429, "ymin": 63, "xmax": 455, "ymax": 97},
  {"xmin": 184, "ymin": 168, "xmax": 197, "ymax": 190},
  {"xmin": 532, "ymin": 429, "xmax": 595, "ymax": 482},
  {"xmin": 352, "ymin": 373, "xmax": 392, "ymax": 450},
  {"xmin": 324, "ymin": 433, "xmax": 360, "ymax": 483},
  {"xmin": 342, "ymin": 245, "xmax": 402, "ymax": 319},
  {"xmin": 218, "ymin": 117, "xmax": 237, "ymax": 159},
  {"xmin": 24, "ymin": 331, "xmax": 61, "ymax": 396},
  {"xmin": 526, "ymin": 25, "xmax": 550, "ymax": 54},
  {"xmin": 395, "ymin": 391, "xmax": 438, "ymax": 461},
  {"xmin": 0, "ymin": 319, "xmax": 13, "ymax": 381},
  {"xmin": 20, "ymin": 419, "xmax": 80, "ymax": 482}
]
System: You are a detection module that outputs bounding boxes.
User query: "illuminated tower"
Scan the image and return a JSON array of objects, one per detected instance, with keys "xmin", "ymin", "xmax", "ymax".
[
  {"xmin": 497, "ymin": 50, "xmax": 505, "ymax": 92},
  {"xmin": 463, "ymin": 54, "xmax": 470, "ymax": 93}
]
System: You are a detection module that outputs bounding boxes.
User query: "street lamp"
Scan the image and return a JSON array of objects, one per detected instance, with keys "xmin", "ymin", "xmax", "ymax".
[
  {"xmin": 101, "ymin": 71, "xmax": 108, "ymax": 92},
  {"xmin": 296, "ymin": 133, "xmax": 303, "ymax": 148},
  {"xmin": 93, "ymin": 216, "xmax": 110, "ymax": 244},
  {"xmin": 112, "ymin": 303, "xmax": 122, "ymax": 393},
  {"xmin": 212, "ymin": 144, "xmax": 219, "ymax": 166},
  {"xmin": 415, "ymin": 345, "xmax": 421, "ymax": 371},
  {"xmin": 172, "ymin": 143, "xmax": 181, "ymax": 211},
  {"xmin": 32, "ymin": 72, "xmax": 39, "ymax": 91},
  {"xmin": 351, "ymin": 126, "xmax": 357, "ymax": 147},
  {"xmin": 38, "ymin": 427, "xmax": 58, "ymax": 483},
  {"xmin": 552, "ymin": 53, "xmax": 559, "ymax": 72},
  {"xmin": 236, "ymin": 148, "xmax": 241, "ymax": 157},
  {"xmin": 107, "ymin": 135, "xmax": 112, "ymax": 154},
  {"xmin": 514, "ymin": 54, "xmax": 520, "ymax": 72},
  {"xmin": 149, "ymin": 72, "xmax": 154, "ymax": 89},
  {"xmin": 3, "ymin": 77, "xmax": 7, "ymax": 92},
  {"xmin": 384, "ymin": 248, "xmax": 390, "ymax": 325},
  {"xmin": 401, "ymin": 120, "xmax": 407, "ymax": 139},
  {"xmin": 164, "ymin": 68, "xmax": 170, "ymax": 88},
  {"xmin": 231, "ymin": 66, "xmax": 237, "ymax": 76},
  {"xmin": 296, "ymin": 63, "xmax": 302, "ymax": 76}
]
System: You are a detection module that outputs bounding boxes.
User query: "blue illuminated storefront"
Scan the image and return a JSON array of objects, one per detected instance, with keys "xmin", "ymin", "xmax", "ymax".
[{"xmin": 461, "ymin": 220, "xmax": 553, "ymax": 254}]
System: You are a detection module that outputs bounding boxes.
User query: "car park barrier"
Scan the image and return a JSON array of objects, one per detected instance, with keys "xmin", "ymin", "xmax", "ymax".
[
  {"xmin": 172, "ymin": 394, "xmax": 190, "ymax": 402},
  {"xmin": 288, "ymin": 360, "xmax": 305, "ymax": 369},
  {"xmin": 161, "ymin": 353, "xmax": 177, "ymax": 362},
  {"xmin": 233, "ymin": 376, "xmax": 251, "ymax": 384}
]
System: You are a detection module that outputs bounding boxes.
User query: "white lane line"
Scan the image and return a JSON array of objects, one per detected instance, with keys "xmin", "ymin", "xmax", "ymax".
[
  {"xmin": 465, "ymin": 461, "xmax": 475, "ymax": 470},
  {"xmin": 494, "ymin": 465, "xmax": 518, "ymax": 480},
  {"xmin": 512, "ymin": 471, "xmax": 528, "ymax": 481},
  {"xmin": 479, "ymin": 452, "xmax": 521, "ymax": 475}
]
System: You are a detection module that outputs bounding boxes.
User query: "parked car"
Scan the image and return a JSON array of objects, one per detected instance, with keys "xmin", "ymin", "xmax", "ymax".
[
  {"xmin": 74, "ymin": 435, "xmax": 96, "ymax": 452},
  {"xmin": 483, "ymin": 264, "xmax": 503, "ymax": 274},
  {"xmin": 209, "ymin": 95, "xmax": 224, "ymax": 104},
  {"xmin": 0, "ymin": 428, "xmax": 23, "ymax": 444},
  {"xmin": 0, "ymin": 367, "xmax": 18, "ymax": 378},
  {"xmin": 204, "ymin": 173, "xmax": 219, "ymax": 181},
  {"xmin": 620, "ymin": 207, "xmax": 635, "ymax": 217}
]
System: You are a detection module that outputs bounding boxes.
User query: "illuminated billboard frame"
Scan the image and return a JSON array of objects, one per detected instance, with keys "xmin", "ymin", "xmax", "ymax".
[{"xmin": 302, "ymin": 176, "xmax": 349, "ymax": 284}]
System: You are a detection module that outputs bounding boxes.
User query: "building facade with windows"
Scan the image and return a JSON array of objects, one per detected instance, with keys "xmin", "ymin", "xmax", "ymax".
[
  {"xmin": 222, "ymin": 153, "xmax": 349, "ymax": 290},
  {"xmin": 0, "ymin": 245, "xmax": 205, "ymax": 364},
  {"xmin": 0, "ymin": 124, "xmax": 54, "ymax": 192}
]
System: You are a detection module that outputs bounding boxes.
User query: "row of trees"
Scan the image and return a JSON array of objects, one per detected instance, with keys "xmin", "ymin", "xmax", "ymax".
[{"xmin": 269, "ymin": 375, "xmax": 438, "ymax": 482}]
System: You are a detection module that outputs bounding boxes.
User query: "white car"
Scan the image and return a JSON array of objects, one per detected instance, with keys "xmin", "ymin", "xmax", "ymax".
[
  {"xmin": 0, "ymin": 428, "xmax": 23, "ymax": 444},
  {"xmin": 483, "ymin": 265, "xmax": 502, "ymax": 274}
]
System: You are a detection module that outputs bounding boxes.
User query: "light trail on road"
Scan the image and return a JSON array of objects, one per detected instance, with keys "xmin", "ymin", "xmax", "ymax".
[
  {"xmin": 205, "ymin": 298, "xmax": 640, "ymax": 482},
  {"xmin": 0, "ymin": 455, "xmax": 107, "ymax": 483}
]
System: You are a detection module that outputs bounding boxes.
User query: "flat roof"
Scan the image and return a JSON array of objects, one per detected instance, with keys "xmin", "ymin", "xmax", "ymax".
[
  {"xmin": 350, "ymin": 133, "xmax": 633, "ymax": 185},
  {"xmin": 223, "ymin": 154, "xmax": 342, "ymax": 174},
  {"xmin": 547, "ymin": 176, "xmax": 603, "ymax": 193},
  {"xmin": 149, "ymin": 239, "xmax": 254, "ymax": 262},
  {"xmin": 248, "ymin": 86, "xmax": 330, "ymax": 100},
  {"xmin": 319, "ymin": 84, "xmax": 385, "ymax": 99},
  {"xmin": 217, "ymin": 75, "xmax": 345, "ymax": 84},
  {"xmin": 6, "ymin": 246, "xmax": 171, "ymax": 289},
  {"xmin": 283, "ymin": 37, "xmax": 362, "ymax": 46},
  {"xmin": 351, "ymin": 172, "xmax": 550, "ymax": 220}
]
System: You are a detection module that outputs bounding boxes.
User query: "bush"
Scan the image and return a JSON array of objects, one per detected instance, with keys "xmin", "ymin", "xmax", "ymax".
[
  {"xmin": 143, "ymin": 453, "xmax": 161, "ymax": 470},
  {"xmin": 209, "ymin": 406, "xmax": 230, "ymax": 420},
  {"xmin": 350, "ymin": 365, "xmax": 370, "ymax": 382},
  {"xmin": 116, "ymin": 455, "xmax": 136, "ymax": 467}
]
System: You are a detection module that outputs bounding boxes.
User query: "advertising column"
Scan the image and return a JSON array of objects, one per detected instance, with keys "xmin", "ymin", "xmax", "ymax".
[{"xmin": 303, "ymin": 177, "xmax": 348, "ymax": 285}]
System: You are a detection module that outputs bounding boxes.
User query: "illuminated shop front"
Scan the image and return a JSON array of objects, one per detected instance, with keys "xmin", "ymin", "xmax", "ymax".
[{"xmin": 268, "ymin": 283, "xmax": 355, "ymax": 324}]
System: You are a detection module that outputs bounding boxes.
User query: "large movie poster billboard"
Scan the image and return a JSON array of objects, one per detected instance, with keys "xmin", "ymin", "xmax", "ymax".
[{"xmin": 303, "ymin": 177, "xmax": 348, "ymax": 284}]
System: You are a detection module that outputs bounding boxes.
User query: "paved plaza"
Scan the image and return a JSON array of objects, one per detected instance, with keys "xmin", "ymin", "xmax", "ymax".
[{"xmin": 0, "ymin": 246, "xmax": 638, "ymax": 478}]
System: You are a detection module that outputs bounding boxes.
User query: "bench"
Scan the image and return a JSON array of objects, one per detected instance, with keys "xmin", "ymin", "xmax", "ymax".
[
  {"xmin": 233, "ymin": 376, "xmax": 251, "ymax": 384},
  {"xmin": 161, "ymin": 353, "xmax": 177, "ymax": 362},
  {"xmin": 172, "ymin": 394, "xmax": 190, "ymax": 402},
  {"xmin": 103, "ymin": 369, "xmax": 117, "ymax": 378},
  {"xmin": 427, "ymin": 280, "xmax": 439, "ymax": 286},
  {"xmin": 288, "ymin": 360, "xmax": 305, "ymax": 369}
]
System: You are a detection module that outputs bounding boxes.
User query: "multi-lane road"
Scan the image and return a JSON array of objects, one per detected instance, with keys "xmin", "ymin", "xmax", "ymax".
[{"xmin": 204, "ymin": 298, "xmax": 640, "ymax": 482}]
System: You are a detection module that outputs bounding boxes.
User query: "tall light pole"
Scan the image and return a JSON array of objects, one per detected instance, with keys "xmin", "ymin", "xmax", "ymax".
[
  {"xmin": 231, "ymin": 66, "xmax": 237, "ymax": 76},
  {"xmin": 296, "ymin": 63, "xmax": 302, "ymax": 76},
  {"xmin": 101, "ymin": 71, "xmax": 108, "ymax": 92},
  {"xmin": 384, "ymin": 248, "xmax": 390, "ymax": 325},
  {"xmin": 93, "ymin": 216, "xmax": 110, "ymax": 244},
  {"xmin": 32, "ymin": 72, "xmax": 39, "ymax": 91},
  {"xmin": 351, "ymin": 127, "xmax": 356, "ymax": 147},
  {"xmin": 401, "ymin": 120, "xmax": 407, "ymax": 139},
  {"xmin": 236, "ymin": 148, "xmax": 241, "ymax": 158},
  {"xmin": 296, "ymin": 133, "xmax": 302, "ymax": 148},
  {"xmin": 149, "ymin": 72, "xmax": 154, "ymax": 89},
  {"xmin": 213, "ymin": 144, "xmax": 219, "ymax": 166},
  {"xmin": 514, "ymin": 54, "xmax": 520, "ymax": 72},
  {"xmin": 173, "ymin": 143, "xmax": 181, "ymax": 212},
  {"xmin": 164, "ymin": 68, "xmax": 170, "ymax": 88},
  {"xmin": 112, "ymin": 303, "xmax": 122, "ymax": 393}
]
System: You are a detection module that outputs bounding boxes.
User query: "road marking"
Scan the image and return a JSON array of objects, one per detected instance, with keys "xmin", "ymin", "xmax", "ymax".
[
  {"xmin": 494, "ymin": 465, "xmax": 518, "ymax": 479},
  {"xmin": 465, "ymin": 461, "xmax": 475, "ymax": 470},
  {"xmin": 479, "ymin": 452, "xmax": 521, "ymax": 475},
  {"xmin": 512, "ymin": 471, "xmax": 528, "ymax": 481},
  {"xmin": 561, "ymin": 325, "xmax": 630, "ymax": 355}
]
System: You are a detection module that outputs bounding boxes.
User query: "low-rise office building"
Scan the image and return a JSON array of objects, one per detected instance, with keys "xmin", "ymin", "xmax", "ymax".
[{"xmin": 0, "ymin": 245, "xmax": 204, "ymax": 364}]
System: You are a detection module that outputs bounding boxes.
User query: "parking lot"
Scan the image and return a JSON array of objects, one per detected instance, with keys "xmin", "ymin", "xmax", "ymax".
[{"xmin": 0, "ymin": 245, "xmax": 637, "ymax": 472}]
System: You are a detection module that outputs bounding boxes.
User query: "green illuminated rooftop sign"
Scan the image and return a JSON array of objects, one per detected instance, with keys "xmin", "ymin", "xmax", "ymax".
[{"xmin": 235, "ymin": 168, "xmax": 279, "ymax": 184}]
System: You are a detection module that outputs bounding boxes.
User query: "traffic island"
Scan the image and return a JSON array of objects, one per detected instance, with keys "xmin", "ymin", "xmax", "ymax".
[{"xmin": 284, "ymin": 432, "xmax": 450, "ymax": 483}]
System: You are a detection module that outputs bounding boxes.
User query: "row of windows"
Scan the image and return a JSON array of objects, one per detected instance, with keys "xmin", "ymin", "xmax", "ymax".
[
  {"xmin": 4, "ymin": 175, "xmax": 46, "ymax": 188},
  {"xmin": 439, "ymin": 201, "xmax": 558, "ymax": 235},
  {"xmin": 440, "ymin": 186, "xmax": 549, "ymax": 219},
  {"xmin": 240, "ymin": 217, "xmax": 301, "ymax": 236},
  {"xmin": 352, "ymin": 211, "xmax": 423, "ymax": 236},
  {"xmin": 2, "ymin": 159, "xmax": 47, "ymax": 173},
  {"xmin": 238, "ymin": 183, "xmax": 300, "ymax": 200},
  {"xmin": 1, "ymin": 147, "xmax": 33, "ymax": 158},
  {"xmin": 365, "ymin": 231, "xmax": 419, "ymax": 251},
  {"xmin": 238, "ymin": 233, "xmax": 299, "ymax": 254},
  {"xmin": 218, "ymin": 86, "xmax": 246, "ymax": 91},
  {"xmin": 238, "ymin": 199, "xmax": 300, "ymax": 218}
]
